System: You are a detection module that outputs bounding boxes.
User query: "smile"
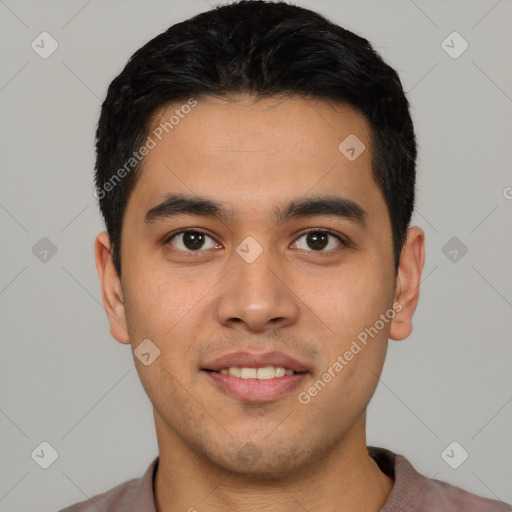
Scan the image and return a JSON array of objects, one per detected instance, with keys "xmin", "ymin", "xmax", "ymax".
[
  {"xmin": 203, "ymin": 367, "xmax": 308, "ymax": 402},
  {"xmin": 215, "ymin": 365, "xmax": 295, "ymax": 379}
]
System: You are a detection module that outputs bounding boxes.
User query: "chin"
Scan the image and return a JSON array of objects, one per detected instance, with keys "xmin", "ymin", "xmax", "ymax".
[{"xmin": 201, "ymin": 439, "xmax": 316, "ymax": 484}]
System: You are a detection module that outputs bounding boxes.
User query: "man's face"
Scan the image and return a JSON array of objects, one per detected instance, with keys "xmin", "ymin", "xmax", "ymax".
[{"xmin": 99, "ymin": 95, "xmax": 414, "ymax": 478}]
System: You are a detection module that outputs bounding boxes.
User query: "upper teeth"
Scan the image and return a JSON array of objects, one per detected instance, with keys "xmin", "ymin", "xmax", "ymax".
[{"xmin": 219, "ymin": 366, "xmax": 294, "ymax": 379}]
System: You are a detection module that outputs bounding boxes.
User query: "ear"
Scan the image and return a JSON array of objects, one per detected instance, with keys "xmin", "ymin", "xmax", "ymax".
[
  {"xmin": 95, "ymin": 231, "xmax": 130, "ymax": 344},
  {"xmin": 389, "ymin": 226, "xmax": 425, "ymax": 341}
]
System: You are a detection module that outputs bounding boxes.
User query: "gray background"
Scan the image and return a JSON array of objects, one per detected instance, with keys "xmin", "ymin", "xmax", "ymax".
[{"xmin": 0, "ymin": 0, "xmax": 511, "ymax": 510}]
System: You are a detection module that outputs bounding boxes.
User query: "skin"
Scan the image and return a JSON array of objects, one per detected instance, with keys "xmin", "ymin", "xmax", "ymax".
[{"xmin": 95, "ymin": 95, "xmax": 425, "ymax": 512}]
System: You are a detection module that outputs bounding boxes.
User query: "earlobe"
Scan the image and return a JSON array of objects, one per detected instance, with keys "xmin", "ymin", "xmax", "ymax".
[
  {"xmin": 94, "ymin": 231, "xmax": 130, "ymax": 344},
  {"xmin": 389, "ymin": 226, "xmax": 425, "ymax": 341}
]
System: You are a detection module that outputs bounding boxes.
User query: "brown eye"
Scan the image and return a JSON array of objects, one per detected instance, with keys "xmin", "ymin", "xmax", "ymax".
[
  {"xmin": 167, "ymin": 230, "xmax": 217, "ymax": 251},
  {"xmin": 293, "ymin": 230, "xmax": 342, "ymax": 252}
]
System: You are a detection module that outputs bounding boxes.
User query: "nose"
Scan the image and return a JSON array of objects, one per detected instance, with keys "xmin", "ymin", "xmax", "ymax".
[{"xmin": 214, "ymin": 247, "xmax": 300, "ymax": 334}]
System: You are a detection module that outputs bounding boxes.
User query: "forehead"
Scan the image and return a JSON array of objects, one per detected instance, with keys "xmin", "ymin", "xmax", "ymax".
[
  {"xmin": 125, "ymin": 95, "xmax": 385, "ymax": 225},
  {"xmin": 149, "ymin": 94, "xmax": 371, "ymax": 156}
]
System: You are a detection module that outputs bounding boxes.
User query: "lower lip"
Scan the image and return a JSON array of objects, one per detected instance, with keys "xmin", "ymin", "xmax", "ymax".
[{"xmin": 203, "ymin": 370, "xmax": 308, "ymax": 402}]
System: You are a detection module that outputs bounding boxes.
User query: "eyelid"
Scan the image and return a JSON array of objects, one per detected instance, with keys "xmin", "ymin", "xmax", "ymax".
[
  {"xmin": 164, "ymin": 227, "xmax": 214, "ymax": 244},
  {"xmin": 296, "ymin": 227, "xmax": 346, "ymax": 242},
  {"xmin": 164, "ymin": 227, "xmax": 349, "ymax": 252}
]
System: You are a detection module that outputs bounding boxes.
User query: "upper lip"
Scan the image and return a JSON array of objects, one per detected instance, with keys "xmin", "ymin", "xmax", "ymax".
[{"xmin": 202, "ymin": 351, "xmax": 310, "ymax": 373}]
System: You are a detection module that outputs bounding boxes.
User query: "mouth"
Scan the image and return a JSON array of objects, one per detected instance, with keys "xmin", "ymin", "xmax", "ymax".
[
  {"xmin": 204, "ymin": 365, "xmax": 298, "ymax": 379},
  {"xmin": 201, "ymin": 351, "xmax": 310, "ymax": 402},
  {"xmin": 202, "ymin": 369, "xmax": 309, "ymax": 402}
]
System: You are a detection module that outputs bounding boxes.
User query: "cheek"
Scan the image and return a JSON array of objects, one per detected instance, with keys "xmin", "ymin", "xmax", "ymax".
[
  {"xmin": 298, "ymin": 262, "xmax": 392, "ymax": 404},
  {"xmin": 124, "ymin": 268, "xmax": 216, "ymax": 383},
  {"xmin": 125, "ymin": 263, "xmax": 204, "ymax": 334},
  {"xmin": 307, "ymin": 311, "xmax": 390, "ymax": 420},
  {"xmin": 298, "ymin": 262, "xmax": 392, "ymax": 340}
]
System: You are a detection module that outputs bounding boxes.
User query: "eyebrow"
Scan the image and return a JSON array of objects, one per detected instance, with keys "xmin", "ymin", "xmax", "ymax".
[{"xmin": 144, "ymin": 193, "xmax": 367, "ymax": 228}]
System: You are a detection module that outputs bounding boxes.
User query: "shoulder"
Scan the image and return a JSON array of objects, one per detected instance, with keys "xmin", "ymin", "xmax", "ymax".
[
  {"xmin": 369, "ymin": 447, "xmax": 511, "ymax": 512},
  {"xmin": 57, "ymin": 478, "xmax": 137, "ymax": 512},
  {"xmin": 57, "ymin": 456, "xmax": 158, "ymax": 512},
  {"xmin": 418, "ymin": 474, "xmax": 511, "ymax": 511}
]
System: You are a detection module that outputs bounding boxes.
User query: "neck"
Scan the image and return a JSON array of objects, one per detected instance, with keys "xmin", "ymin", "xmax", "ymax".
[{"xmin": 153, "ymin": 413, "xmax": 394, "ymax": 512}]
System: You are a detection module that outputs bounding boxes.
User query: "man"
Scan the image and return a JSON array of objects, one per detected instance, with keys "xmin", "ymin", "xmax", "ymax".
[{"xmin": 61, "ymin": 1, "xmax": 511, "ymax": 510}]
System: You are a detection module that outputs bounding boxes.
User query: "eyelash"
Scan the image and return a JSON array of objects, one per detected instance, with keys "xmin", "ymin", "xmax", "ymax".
[{"xmin": 164, "ymin": 228, "xmax": 348, "ymax": 254}]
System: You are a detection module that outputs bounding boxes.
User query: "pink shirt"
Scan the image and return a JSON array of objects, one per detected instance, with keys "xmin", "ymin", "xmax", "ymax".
[{"xmin": 59, "ymin": 447, "xmax": 511, "ymax": 511}]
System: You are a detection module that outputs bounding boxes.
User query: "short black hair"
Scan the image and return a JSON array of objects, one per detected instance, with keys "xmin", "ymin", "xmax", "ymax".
[{"xmin": 95, "ymin": 0, "xmax": 417, "ymax": 277}]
